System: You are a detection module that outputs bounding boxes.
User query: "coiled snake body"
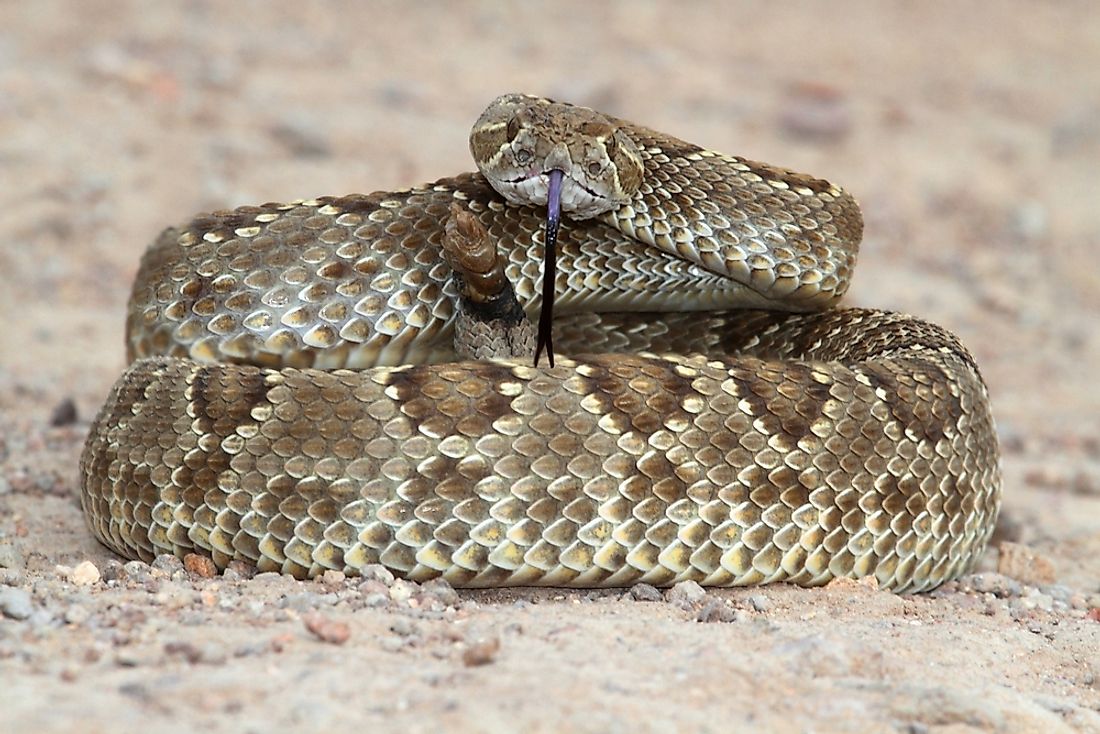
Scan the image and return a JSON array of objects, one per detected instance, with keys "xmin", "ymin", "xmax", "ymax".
[{"xmin": 81, "ymin": 94, "xmax": 1001, "ymax": 591}]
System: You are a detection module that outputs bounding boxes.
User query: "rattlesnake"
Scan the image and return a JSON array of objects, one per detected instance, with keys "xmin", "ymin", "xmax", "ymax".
[{"xmin": 80, "ymin": 93, "xmax": 1001, "ymax": 592}]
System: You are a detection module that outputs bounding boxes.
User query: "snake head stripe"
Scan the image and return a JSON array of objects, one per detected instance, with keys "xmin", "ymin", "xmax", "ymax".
[{"xmin": 469, "ymin": 93, "xmax": 644, "ymax": 219}]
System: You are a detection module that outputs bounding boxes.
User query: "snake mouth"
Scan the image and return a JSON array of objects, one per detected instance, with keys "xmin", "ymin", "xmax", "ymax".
[
  {"xmin": 497, "ymin": 170, "xmax": 612, "ymax": 219},
  {"xmin": 504, "ymin": 171, "xmax": 603, "ymax": 198}
]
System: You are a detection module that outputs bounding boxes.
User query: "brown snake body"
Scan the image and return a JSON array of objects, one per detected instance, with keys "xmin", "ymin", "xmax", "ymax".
[{"xmin": 80, "ymin": 94, "xmax": 1001, "ymax": 591}]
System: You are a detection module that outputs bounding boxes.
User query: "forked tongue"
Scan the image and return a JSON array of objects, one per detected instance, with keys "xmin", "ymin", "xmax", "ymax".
[{"xmin": 534, "ymin": 169, "xmax": 563, "ymax": 367}]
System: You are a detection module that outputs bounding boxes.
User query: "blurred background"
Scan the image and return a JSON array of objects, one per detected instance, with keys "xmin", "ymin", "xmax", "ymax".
[{"xmin": 0, "ymin": 0, "xmax": 1098, "ymax": 574}]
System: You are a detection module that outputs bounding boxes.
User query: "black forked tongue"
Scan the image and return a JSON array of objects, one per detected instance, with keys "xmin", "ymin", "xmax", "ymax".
[{"xmin": 534, "ymin": 169, "xmax": 563, "ymax": 367}]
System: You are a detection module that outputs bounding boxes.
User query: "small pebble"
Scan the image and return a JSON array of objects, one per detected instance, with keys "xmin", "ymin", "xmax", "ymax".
[
  {"xmin": 389, "ymin": 617, "xmax": 416, "ymax": 636},
  {"xmin": 49, "ymin": 397, "xmax": 78, "ymax": 426},
  {"xmin": 363, "ymin": 592, "xmax": 390, "ymax": 609},
  {"xmin": 358, "ymin": 579, "xmax": 389, "ymax": 596},
  {"xmin": 163, "ymin": 641, "xmax": 226, "ymax": 665},
  {"xmin": 462, "ymin": 636, "xmax": 501, "ymax": 666},
  {"xmin": 748, "ymin": 594, "xmax": 770, "ymax": 613},
  {"xmin": 152, "ymin": 554, "xmax": 184, "ymax": 575},
  {"xmin": 163, "ymin": 641, "xmax": 203, "ymax": 664},
  {"xmin": 360, "ymin": 564, "xmax": 395, "ymax": 586},
  {"xmin": 234, "ymin": 641, "xmax": 271, "ymax": 658},
  {"xmin": 665, "ymin": 580, "xmax": 706, "ymax": 608},
  {"xmin": 629, "ymin": 583, "xmax": 663, "ymax": 602},
  {"xmin": 1042, "ymin": 585, "xmax": 1074, "ymax": 603},
  {"xmin": 179, "ymin": 611, "xmax": 206, "ymax": 626},
  {"xmin": 282, "ymin": 592, "xmax": 326, "ymax": 612},
  {"xmin": 115, "ymin": 650, "xmax": 153, "ymax": 668},
  {"xmin": 389, "ymin": 579, "xmax": 415, "ymax": 603},
  {"xmin": 0, "ymin": 569, "xmax": 24, "ymax": 586},
  {"xmin": 223, "ymin": 560, "xmax": 256, "ymax": 581},
  {"xmin": 28, "ymin": 608, "xmax": 56, "ymax": 630},
  {"xmin": 64, "ymin": 604, "xmax": 90, "ymax": 625},
  {"xmin": 0, "ymin": 587, "xmax": 33, "ymax": 620},
  {"xmin": 303, "ymin": 613, "xmax": 350, "ymax": 645},
  {"xmin": 100, "ymin": 559, "xmax": 125, "ymax": 582},
  {"xmin": 1009, "ymin": 597, "xmax": 1037, "ymax": 613},
  {"xmin": 183, "ymin": 553, "xmax": 217, "ymax": 579},
  {"xmin": 960, "ymin": 572, "xmax": 1022, "ymax": 598},
  {"xmin": 379, "ymin": 636, "xmax": 406, "ymax": 653},
  {"xmin": 1030, "ymin": 593, "xmax": 1055, "ymax": 612},
  {"xmin": 270, "ymin": 633, "xmax": 295, "ymax": 653},
  {"xmin": 0, "ymin": 542, "xmax": 25, "ymax": 570},
  {"xmin": 417, "ymin": 578, "xmax": 459, "ymax": 607},
  {"xmin": 319, "ymin": 569, "xmax": 346, "ymax": 588},
  {"xmin": 122, "ymin": 561, "xmax": 155, "ymax": 584},
  {"xmin": 71, "ymin": 561, "xmax": 101, "ymax": 586},
  {"xmin": 696, "ymin": 599, "xmax": 738, "ymax": 623}
]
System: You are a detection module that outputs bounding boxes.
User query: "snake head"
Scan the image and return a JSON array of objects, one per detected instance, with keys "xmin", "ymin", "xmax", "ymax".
[{"xmin": 470, "ymin": 93, "xmax": 644, "ymax": 219}]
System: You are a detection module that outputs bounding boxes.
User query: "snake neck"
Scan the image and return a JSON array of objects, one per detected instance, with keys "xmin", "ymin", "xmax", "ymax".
[{"xmin": 595, "ymin": 123, "xmax": 863, "ymax": 310}]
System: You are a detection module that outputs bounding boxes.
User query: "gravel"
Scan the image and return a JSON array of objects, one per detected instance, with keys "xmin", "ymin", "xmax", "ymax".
[
  {"xmin": 0, "ymin": 542, "xmax": 25, "ymax": 571},
  {"xmin": 417, "ymin": 578, "xmax": 460, "ymax": 607},
  {"xmin": 0, "ymin": 587, "xmax": 33, "ymax": 620},
  {"xmin": 388, "ymin": 579, "xmax": 415, "ymax": 603},
  {"xmin": 696, "ymin": 599, "xmax": 741, "ymax": 623},
  {"xmin": 665, "ymin": 580, "xmax": 706, "ymax": 609},
  {"xmin": 70, "ymin": 561, "xmax": 100, "ymax": 586},
  {"xmin": 747, "ymin": 594, "xmax": 771, "ymax": 612},
  {"xmin": 628, "ymin": 583, "xmax": 663, "ymax": 602},
  {"xmin": 958, "ymin": 573, "xmax": 1023, "ymax": 598}
]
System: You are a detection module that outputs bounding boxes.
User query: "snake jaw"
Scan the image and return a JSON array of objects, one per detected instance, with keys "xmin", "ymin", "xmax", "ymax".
[
  {"xmin": 534, "ymin": 169, "xmax": 563, "ymax": 368},
  {"xmin": 494, "ymin": 169, "xmax": 610, "ymax": 220}
]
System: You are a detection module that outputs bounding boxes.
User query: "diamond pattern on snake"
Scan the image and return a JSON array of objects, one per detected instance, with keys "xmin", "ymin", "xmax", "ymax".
[{"xmin": 80, "ymin": 93, "xmax": 1001, "ymax": 591}]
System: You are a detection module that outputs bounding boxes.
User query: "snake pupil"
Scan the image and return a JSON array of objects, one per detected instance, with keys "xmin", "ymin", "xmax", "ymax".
[{"xmin": 505, "ymin": 114, "xmax": 521, "ymax": 141}]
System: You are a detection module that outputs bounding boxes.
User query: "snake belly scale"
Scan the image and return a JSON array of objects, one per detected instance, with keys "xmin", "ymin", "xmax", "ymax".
[{"xmin": 80, "ymin": 93, "xmax": 1001, "ymax": 591}]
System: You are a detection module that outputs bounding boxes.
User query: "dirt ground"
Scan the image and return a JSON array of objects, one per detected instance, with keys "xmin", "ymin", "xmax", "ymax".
[{"xmin": 2, "ymin": 2, "xmax": 1099, "ymax": 732}]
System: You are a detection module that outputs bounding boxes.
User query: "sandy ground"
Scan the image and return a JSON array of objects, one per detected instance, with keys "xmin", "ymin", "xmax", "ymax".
[{"xmin": 2, "ymin": 2, "xmax": 1099, "ymax": 732}]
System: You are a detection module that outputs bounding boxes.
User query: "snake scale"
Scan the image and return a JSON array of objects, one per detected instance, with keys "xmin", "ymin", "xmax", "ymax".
[{"xmin": 80, "ymin": 94, "xmax": 1001, "ymax": 592}]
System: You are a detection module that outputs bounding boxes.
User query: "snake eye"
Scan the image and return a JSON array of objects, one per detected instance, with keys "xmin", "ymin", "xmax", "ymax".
[
  {"xmin": 587, "ymin": 161, "xmax": 602, "ymax": 176},
  {"xmin": 515, "ymin": 149, "xmax": 533, "ymax": 165}
]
